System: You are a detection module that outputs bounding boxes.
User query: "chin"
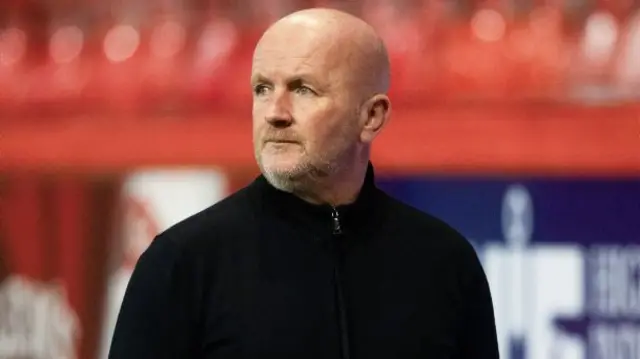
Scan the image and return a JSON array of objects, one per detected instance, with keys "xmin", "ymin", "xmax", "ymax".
[
  {"xmin": 261, "ymin": 158, "xmax": 303, "ymax": 177},
  {"xmin": 260, "ymin": 150, "xmax": 304, "ymax": 173},
  {"xmin": 259, "ymin": 154, "xmax": 310, "ymax": 191}
]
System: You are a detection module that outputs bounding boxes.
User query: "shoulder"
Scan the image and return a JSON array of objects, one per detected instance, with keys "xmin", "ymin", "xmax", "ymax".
[
  {"xmin": 379, "ymin": 191, "xmax": 466, "ymax": 243},
  {"xmin": 145, "ymin": 185, "xmax": 256, "ymax": 260},
  {"xmin": 378, "ymin": 190, "xmax": 479, "ymax": 265},
  {"xmin": 378, "ymin": 190, "xmax": 489, "ymax": 296}
]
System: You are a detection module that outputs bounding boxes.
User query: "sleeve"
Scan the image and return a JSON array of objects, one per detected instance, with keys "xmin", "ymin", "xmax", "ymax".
[
  {"xmin": 456, "ymin": 243, "xmax": 500, "ymax": 359},
  {"xmin": 108, "ymin": 235, "xmax": 200, "ymax": 359}
]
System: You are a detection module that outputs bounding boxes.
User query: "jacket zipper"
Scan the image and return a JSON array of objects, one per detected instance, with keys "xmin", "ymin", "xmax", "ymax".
[{"xmin": 331, "ymin": 208, "xmax": 351, "ymax": 359}]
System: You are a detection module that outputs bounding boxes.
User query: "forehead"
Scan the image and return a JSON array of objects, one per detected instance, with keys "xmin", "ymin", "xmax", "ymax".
[{"xmin": 252, "ymin": 28, "xmax": 350, "ymax": 82}]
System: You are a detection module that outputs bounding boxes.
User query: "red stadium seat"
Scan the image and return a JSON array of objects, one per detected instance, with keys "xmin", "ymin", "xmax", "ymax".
[
  {"xmin": 613, "ymin": 10, "xmax": 640, "ymax": 94},
  {"xmin": 0, "ymin": 0, "xmax": 637, "ymax": 119},
  {"xmin": 181, "ymin": 15, "xmax": 241, "ymax": 110}
]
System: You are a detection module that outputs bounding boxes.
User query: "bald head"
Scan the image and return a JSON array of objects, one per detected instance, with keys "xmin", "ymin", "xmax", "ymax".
[
  {"xmin": 254, "ymin": 8, "xmax": 390, "ymax": 96},
  {"xmin": 251, "ymin": 8, "xmax": 392, "ymax": 204}
]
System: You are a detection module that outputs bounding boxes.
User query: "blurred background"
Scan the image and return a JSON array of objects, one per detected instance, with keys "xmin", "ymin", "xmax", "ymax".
[{"xmin": 0, "ymin": 0, "xmax": 639, "ymax": 359}]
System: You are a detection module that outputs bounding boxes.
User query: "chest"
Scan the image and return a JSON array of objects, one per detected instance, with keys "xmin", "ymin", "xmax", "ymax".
[{"xmin": 201, "ymin": 225, "xmax": 461, "ymax": 359}]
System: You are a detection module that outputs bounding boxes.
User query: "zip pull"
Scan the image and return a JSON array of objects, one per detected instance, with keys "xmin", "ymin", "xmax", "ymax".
[{"xmin": 331, "ymin": 207, "xmax": 342, "ymax": 235}]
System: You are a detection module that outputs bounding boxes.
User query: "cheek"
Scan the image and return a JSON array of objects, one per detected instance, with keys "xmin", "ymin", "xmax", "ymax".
[
  {"xmin": 304, "ymin": 119, "xmax": 347, "ymax": 152},
  {"xmin": 252, "ymin": 99, "xmax": 269, "ymax": 123},
  {"xmin": 252, "ymin": 105, "xmax": 262, "ymax": 128},
  {"xmin": 251, "ymin": 123, "xmax": 261, "ymax": 144},
  {"xmin": 252, "ymin": 110, "xmax": 265, "ymax": 138}
]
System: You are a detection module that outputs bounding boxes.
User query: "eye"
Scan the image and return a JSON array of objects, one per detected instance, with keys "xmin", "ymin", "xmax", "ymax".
[
  {"xmin": 295, "ymin": 86, "xmax": 314, "ymax": 96},
  {"xmin": 253, "ymin": 84, "xmax": 270, "ymax": 96}
]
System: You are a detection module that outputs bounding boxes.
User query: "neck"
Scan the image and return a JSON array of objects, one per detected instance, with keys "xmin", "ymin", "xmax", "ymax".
[{"xmin": 293, "ymin": 161, "xmax": 369, "ymax": 207}]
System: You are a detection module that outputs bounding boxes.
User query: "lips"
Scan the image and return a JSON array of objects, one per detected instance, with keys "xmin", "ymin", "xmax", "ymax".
[{"xmin": 266, "ymin": 139, "xmax": 298, "ymax": 144}]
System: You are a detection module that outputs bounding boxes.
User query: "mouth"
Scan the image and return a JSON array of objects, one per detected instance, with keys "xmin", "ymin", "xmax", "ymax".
[{"xmin": 266, "ymin": 140, "xmax": 298, "ymax": 145}]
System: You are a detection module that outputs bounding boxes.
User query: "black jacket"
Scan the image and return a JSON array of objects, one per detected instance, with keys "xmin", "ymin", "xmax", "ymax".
[{"xmin": 108, "ymin": 164, "xmax": 499, "ymax": 359}]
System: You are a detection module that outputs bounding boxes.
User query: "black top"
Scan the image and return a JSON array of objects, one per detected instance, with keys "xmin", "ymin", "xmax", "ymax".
[{"xmin": 108, "ymin": 164, "xmax": 499, "ymax": 359}]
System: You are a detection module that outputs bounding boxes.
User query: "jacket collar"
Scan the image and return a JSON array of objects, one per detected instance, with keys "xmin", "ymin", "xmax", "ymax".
[{"xmin": 250, "ymin": 163, "xmax": 379, "ymax": 236}]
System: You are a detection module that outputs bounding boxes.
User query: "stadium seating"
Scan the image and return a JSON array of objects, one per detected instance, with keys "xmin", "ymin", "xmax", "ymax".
[{"xmin": 0, "ymin": 0, "xmax": 638, "ymax": 120}]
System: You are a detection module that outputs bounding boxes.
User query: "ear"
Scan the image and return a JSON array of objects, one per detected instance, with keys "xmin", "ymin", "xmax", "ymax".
[{"xmin": 359, "ymin": 94, "xmax": 391, "ymax": 144}]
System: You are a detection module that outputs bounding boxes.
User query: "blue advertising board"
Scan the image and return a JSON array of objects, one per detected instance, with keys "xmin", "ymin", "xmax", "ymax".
[{"xmin": 376, "ymin": 177, "xmax": 640, "ymax": 359}]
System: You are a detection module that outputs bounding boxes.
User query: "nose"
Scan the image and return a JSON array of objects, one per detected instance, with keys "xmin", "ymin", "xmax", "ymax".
[{"xmin": 265, "ymin": 91, "xmax": 293, "ymax": 128}]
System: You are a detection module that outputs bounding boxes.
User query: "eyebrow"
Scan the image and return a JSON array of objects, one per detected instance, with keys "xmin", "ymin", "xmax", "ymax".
[
  {"xmin": 251, "ymin": 73, "xmax": 272, "ymax": 86},
  {"xmin": 251, "ymin": 73, "xmax": 322, "ymax": 88}
]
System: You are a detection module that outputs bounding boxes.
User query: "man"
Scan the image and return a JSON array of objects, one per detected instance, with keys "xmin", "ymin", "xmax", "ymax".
[{"xmin": 109, "ymin": 8, "xmax": 499, "ymax": 359}]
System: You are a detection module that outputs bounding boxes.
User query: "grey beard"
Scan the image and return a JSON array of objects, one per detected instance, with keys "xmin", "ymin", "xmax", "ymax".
[
  {"xmin": 261, "ymin": 160, "xmax": 338, "ymax": 195},
  {"xmin": 262, "ymin": 169, "xmax": 300, "ymax": 193}
]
